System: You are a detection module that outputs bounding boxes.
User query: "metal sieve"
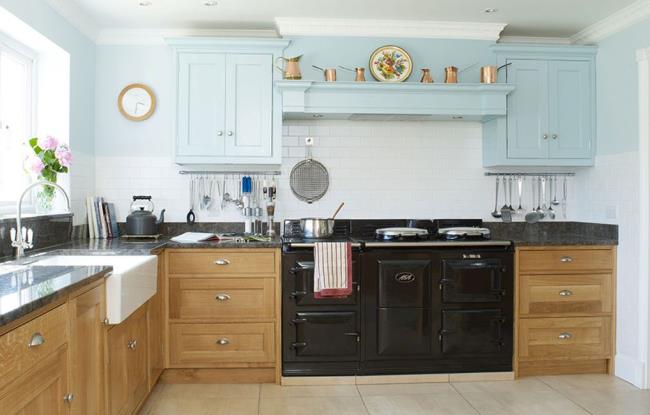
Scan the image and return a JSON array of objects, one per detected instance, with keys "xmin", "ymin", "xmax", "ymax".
[{"xmin": 289, "ymin": 139, "xmax": 329, "ymax": 203}]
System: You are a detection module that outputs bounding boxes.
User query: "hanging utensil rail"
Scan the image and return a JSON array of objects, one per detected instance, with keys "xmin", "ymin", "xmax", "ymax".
[
  {"xmin": 179, "ymin": 170, "xmax": 281, "ymax": 175},
  {"xmin": 484, "ymin": 172, "xmax": 575, "ymax": 177}
]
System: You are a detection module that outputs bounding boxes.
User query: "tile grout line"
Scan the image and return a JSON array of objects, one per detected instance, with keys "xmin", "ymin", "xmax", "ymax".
[
  {"xmin": 535, "ymin": 377, "xmax": 595, "ymax": 415},
  {"xmin": 355, "ymin": 383, "xmax": 372, "ymax": 415},
  {"xmin": 449, "ymin": 382, "xmax": 482, "ymax": 415}
]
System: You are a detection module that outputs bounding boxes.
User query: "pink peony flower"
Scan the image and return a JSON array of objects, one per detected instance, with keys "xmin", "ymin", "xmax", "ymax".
[
  {"xmin": 55, "ymin": 145, "xmax": 72, "ymax": 167},
  {"xmin": 28, "ymin": 156, "xmax": 45, "ymax": 174},
  {"xmin": 38, "ymin": 135, "xmax": 58, "ymax": 151}
]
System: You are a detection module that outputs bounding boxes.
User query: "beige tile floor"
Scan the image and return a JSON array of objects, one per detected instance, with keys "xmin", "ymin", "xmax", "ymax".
[{"xmin": 138, "ymin": 375, "xmax": 650, "ymax": 415}]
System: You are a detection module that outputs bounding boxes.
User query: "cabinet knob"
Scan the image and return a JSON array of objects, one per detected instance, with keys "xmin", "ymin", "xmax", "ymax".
[
  {"xmin": 127, "ymin": 339, "xmax": 137, "ymax": 350},
  {"xmin": 216, "ymin": 338, "xmax": 230, "ymax": 345},
  {"xmin": 552, "ymin": 134, "xmax": 558, "ymax": 139},
  {"xmin": 28, "ymin": 332, "xmax": 45, "ymax": 348},
  {"xmin": 103, "ymin": 317, "xmax": 110, "ymax": 326},
  {"xmin": 559, "ymin": 289, "xmax": 573, "ymax": 297},
  {"xmin": 227, "ymin": 131, "xmax": 234, "ymax": 136},
  {"xmin": 560, "ymin": 256, "xmax": 573, "ymax": 263},
  {"xmin": 543, "ymin": 134, "xmax": 548, "ymax": 140},
  {"xmin": 214, "ymin": 259, "xmax": 231, "ymax": 266},
  {"xmin": 217, "ymin": 131, "xmax": 223, "ymax": 136},
  {"xmin": 558, "ymin": 332, "xmax": 573, "ymax": 340},
  {"xmin": 215, "ymin": 293, "xmax": 231, "ymax": 301},
  {"xmin": 63, "ymin": 393, "xmax": 75, "ymax": 403}
]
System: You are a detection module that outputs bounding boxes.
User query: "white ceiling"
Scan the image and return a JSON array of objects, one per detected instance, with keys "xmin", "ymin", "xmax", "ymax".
[{"xmin": 49, "ymin": 0, "xmax": 639, "ymax": 38}]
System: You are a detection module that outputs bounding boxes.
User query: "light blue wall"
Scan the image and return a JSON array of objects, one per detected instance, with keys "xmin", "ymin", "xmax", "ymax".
[
  {"xmin": 596, "ymin": 17, "xmax": 650, "ymax": 155},
  {"xmin": 0, "ymin": 0, "xmax": 96, "ymax": 155},
  {"xmin": 284, "ymin": 37, "xmax": 495, "ymax": 84},
  {"xmin": 95, "ymin": 46, "xmax": 172, "ymax": 157}
]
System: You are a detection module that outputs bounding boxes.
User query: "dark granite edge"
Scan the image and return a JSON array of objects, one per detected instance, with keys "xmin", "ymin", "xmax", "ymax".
[{"xmin": 0, "ymin": 266, "xmax": 111, "ymax": 328}]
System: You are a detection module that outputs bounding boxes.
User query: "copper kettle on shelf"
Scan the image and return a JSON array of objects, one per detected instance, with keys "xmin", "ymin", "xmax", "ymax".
[{"xmin": 276, "ymin": 55, "xmax": 303, "ymax": 80}]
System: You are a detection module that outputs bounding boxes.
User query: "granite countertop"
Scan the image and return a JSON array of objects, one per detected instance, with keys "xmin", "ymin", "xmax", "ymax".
[
  {"xmin": 484, "ymin": 222, "xmax": 618, "ymax": 246},
  {"xmin": 0, "ymin": 263, "xmax": 111, "ymax": 328}
]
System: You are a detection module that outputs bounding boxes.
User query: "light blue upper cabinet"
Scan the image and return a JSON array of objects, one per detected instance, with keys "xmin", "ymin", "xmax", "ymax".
[
  {"xmin": 169, "ymin": 38, "xmax": 290, "ymax": 165},
  {"xmin": 225, "ymin": 54, "xmax": 273, "ymax": 158},
  {"xmin": 506, "ymin": 59, "xmax": 549, "ymax": 159},
  {"xmin": 548, "ymin": 60, "xmax": 592, "ymax": 159},
  {"xmin": 177, "ymin": 53, "xmax": 227, "ymax": 157},
  {"xmin": 483, "ymin": 44, "xmax": 597, "ymax": 167}
]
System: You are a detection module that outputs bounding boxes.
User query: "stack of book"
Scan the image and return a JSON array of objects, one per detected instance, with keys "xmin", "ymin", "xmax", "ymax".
[{"xmin": 86, "ymin": 197, "xmax": 119, "ymax": 239}]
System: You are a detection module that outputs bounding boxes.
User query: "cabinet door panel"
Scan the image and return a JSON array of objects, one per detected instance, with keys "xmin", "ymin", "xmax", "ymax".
[
  {"xmin": 177, "ymin": 53, "xmax": 226, "ymax": 157},
  {"xmin": 107, "ymin": 321, "xmax": 130, "ymax": 415},
  {"xmin": 129, "ymin": 309, "xmax": 149, "ymax": 412},
  {"xmin": 506, "ymin": 59, "xmax": 549, "ymax": 159},
  {"xmin": 548, "ymin": 60, "xmax": 592, "ymax": 159},
  {"xmin": 225, "ymin": 54, "xmax": 272, "ymax": 157},
  {"xmin": 70, "ymin": 284, "xmax": 106, "ymax": 415}
]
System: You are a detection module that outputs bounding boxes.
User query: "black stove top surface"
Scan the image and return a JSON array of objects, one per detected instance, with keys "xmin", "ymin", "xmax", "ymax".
[{"xmin": 282, "ymin": 219, "xmax": 495, "ymax": 244}]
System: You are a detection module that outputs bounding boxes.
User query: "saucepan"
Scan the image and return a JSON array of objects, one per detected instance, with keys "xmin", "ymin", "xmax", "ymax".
[{"xmin": 300, "ymin": 202, "xmax": 344, "ymax": 238}]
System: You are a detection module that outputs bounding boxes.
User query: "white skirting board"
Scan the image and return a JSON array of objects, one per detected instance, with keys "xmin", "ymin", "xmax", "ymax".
[
  {"xmin": 615, "ymin": 354, "xmax": 647, "ymax": 389},
  {"xmin": 281, "ymin": 372, "xmax": 514, "ymax": 386}
]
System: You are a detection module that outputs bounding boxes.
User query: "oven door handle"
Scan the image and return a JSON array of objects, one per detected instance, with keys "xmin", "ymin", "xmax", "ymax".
[
  {"xmin": 291, "ymin": 318, "xmax": 307, "ymax": 325},
  {"xmin": 290, "ymin": 342, "xmax": 307, "ymax": 349},
  {"xmin": 289, "ymin": 290, "xmax": 308, "ymax": 298}
]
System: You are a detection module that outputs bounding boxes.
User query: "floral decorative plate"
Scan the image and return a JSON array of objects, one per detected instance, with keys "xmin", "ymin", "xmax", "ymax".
[{"xmin": 369, "ymin": 45, "xmax": 413, "ymax": 82}]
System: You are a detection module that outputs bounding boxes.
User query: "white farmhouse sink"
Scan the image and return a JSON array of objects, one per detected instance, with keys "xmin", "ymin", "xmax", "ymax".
[{"xmin": 33, "ymin": 255, "xmax": 157, "ymax": 324}]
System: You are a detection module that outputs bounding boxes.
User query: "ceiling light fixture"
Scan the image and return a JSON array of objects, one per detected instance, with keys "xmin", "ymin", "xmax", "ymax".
[
  {"xmin": 484, "ymin": 8, "xmax": 498, "ymax": 13},
  {"xmin": 204, "ymin": 0, "xmax": 218, "ymax": 6},
  {"xmin": 139, "ymin": 1, "xmax": 152, "ymax": 6}
]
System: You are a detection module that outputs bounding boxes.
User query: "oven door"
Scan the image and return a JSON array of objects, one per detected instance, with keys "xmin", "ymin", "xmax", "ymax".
[
  {"xmin": 284, "ymin": 257, "xmax": 359, "ymax": 306},
  {"xmin": 440, "ymin": 309, "xmax": 506, "ymax": 355},
  {"xmin": 285, "ymin": 311, "xmax": 359, "ymax": 362},
  {"xmin": 441, "ymin": 258, "xmax": 506, "ymax": 303}
]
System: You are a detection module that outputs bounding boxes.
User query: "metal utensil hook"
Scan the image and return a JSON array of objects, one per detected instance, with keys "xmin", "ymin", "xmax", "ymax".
[{"xmin": 305, "ymin": 137, "xmax": 314, "ymax": 160}]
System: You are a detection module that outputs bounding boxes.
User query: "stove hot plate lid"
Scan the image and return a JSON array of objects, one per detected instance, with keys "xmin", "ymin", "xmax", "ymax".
[
  {"xmin": 438, "ymin": 227, "xmax": 490, "ymax": 238},
  {"xmin": 375, "ymin": 227, "xmax": 429, "ymax": 238}
]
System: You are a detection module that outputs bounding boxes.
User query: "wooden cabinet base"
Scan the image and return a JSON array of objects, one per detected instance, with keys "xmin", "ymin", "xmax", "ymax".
[
  {"xmin": 519, "ymin": 359, "xmax": 611, "ymax": 376},
  {"xmin": 159, "ymin": 368, "xmax": 275, "ymax": 384}
]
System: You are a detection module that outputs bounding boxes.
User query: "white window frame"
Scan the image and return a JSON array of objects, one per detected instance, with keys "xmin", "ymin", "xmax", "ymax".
[{"xmin": 0, "ymin": 32, "xmax": 37, "ymax": 217}]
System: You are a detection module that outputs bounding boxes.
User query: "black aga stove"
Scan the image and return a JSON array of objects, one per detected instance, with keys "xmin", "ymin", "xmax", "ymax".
[{"xmin": 282, "ymin": 219, "xmax": 514, "ymax": 377}]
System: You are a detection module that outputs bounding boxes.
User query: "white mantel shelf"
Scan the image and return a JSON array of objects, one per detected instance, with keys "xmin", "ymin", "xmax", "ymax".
[{"xmin": 275, "ymin": 81, "xmax": 515, "ymax": 122}]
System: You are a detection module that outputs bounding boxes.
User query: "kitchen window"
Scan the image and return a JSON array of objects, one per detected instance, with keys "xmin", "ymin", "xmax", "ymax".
[{"xmin": 0, "ymin": 36, "xmax": 35, "ymax": 216}]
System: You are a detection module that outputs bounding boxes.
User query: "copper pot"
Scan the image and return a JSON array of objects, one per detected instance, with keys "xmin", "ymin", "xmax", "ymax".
[
  {"xmin": 313, "ymin": 65, "xmax": 337, "ymax": 82},
  {"xmin": 444, "ymin": 66, "xmax": 458, "ymax": 83},
  {"xmin": 339, "ymin": 66, "xmax": 366, "ymax": 82},
  {"xmin": 480, "ymin": 63, "xmax": 511, "ymax": 84},
  {"xmin": 420, "ymin": 68, "xmax": 433, "ymax": 83},
  {"xmin": 276, "ymin": 55, "xmax": 303, "ymax": 80}
]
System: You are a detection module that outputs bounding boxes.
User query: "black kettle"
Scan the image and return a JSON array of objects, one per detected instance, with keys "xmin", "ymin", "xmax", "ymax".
[{"xmin": 125, "ymin": 196, "xmax": 165, "ymax": 236}]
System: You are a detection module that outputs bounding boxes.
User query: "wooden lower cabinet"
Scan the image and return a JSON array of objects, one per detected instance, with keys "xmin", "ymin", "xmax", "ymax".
[
  {"xmin": 0, "ymin": 347, "xmax": 70, "ymax": 415},
  {"xmin": 148, "ymin": 257, "xmax": 165, "ymax": 389},
  {"xmin": 164, "ymin": 248, "xmax": 282, "ymax": 383},
  {"xmin": 515, "ymin": 246, "xmax": 616, "ymax": 377},
  {"xmin": 107, "ymin": 305, "xmax": 148, "ymax": 415},
  {"xmin": 69, "ymin": 282, "xmax": 106, "ymax": 415}
]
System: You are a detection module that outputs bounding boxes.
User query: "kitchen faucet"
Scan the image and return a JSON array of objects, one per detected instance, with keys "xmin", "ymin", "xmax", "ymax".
[{"xmin": 11, "ymin": 180, "xmax": 71, "ymax": 259}]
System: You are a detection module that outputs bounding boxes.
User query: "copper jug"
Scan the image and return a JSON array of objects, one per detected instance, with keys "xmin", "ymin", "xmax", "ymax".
[
  {"xmin": 444, "ymin": 66, "xmax": 458, "ymax": 83},
  {"xmin": 276, "ymin": 55, "xmax": 302, "ymax": 80},
  {"xmin": 420, "ymin": 68, "xmax": 433, "ymax": 83}
]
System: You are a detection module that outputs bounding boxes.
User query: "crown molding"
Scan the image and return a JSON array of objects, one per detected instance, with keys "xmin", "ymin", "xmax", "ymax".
[
  {"xmin": 42, "ymin": 0, "xmax": 99, "ymax": 41},
  {"xmin": 571, "ymin": 0, "xmax": 650, "ymax": 44},
  {"xmin": 96, "ymin": 28, "xmax": 279, "ymax": 45},
  {"xmin": 499, "ymin": 36, "xmax": 571, "ymax": 45},
  {"xmin": 275, "ymin": 17, "xmax": 507, "ymax": 41}
]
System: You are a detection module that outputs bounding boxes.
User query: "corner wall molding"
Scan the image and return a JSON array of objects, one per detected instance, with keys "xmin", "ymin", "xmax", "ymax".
[
  {"xmin": 96, "ymin": 28, "xmax": 279, "ymax": 45},
  {"xmin": 275, "ymin": 17, "xmax": 507, "ymax": 41},
  {"xmin": 570, "ymin": 0, "xmax": 650, "ymax": 44},
  {"xmin": 42, "ymin": 0, "xmax": 100, "ymax": 41}
]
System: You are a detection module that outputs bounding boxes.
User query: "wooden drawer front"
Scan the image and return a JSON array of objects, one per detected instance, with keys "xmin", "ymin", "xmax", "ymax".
[
  {"xmin": 170, "ymin": 323, "xmax": 275, "ymax": 366},
  {"xmin": 520, "ymin": 274, "xmax": 613, "ymax": 316},
  {"xmin": 519, "ymin": 248, "xmax": 614, "ymax": 273},
  {"xmin": 518, "ymin": 317, "xmax": 611, "ymax": 361},
  {"xmin": 0, "ymin": 305, "xmax": 68, "ymax": 391},
  {"xmin": 169, "ymin": 278, "xmax": 275, "ymax": 320},
  {"xmin": 168, "ymin": 251, "xmax": 276, "ymax": 276}
]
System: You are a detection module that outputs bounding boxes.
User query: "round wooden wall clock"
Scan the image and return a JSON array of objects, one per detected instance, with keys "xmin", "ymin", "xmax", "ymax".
[{"xmin": 118, "ymin": 83, "xmax": 156, "ymax": 121}]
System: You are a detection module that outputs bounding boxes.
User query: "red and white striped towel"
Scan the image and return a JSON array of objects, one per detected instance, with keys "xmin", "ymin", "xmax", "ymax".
[{"xmin": 313, "ymin": 242, "xmax": 353, "ymax": 298}]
